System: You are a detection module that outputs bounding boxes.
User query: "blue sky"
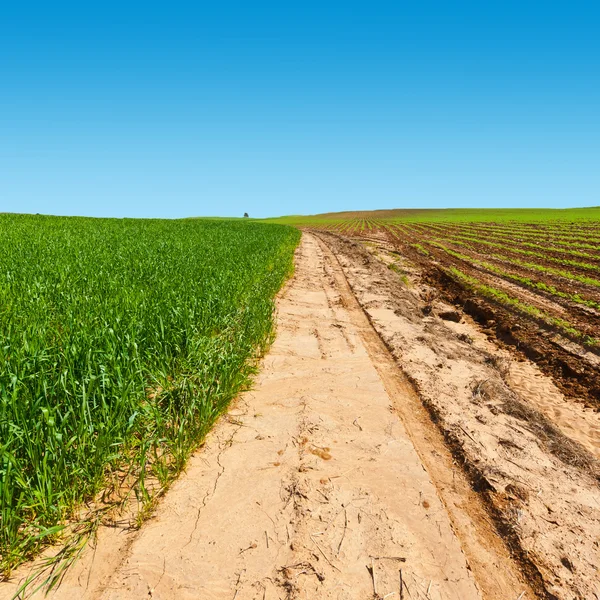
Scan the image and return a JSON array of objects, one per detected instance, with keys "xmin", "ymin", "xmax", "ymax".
[{"xmin": 1, "ymin": 1, "xmax": 599, "ymax": 218}]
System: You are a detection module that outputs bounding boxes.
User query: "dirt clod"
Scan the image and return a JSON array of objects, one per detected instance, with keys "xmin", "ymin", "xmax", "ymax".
[{"xmin": 438, "ymin": 309, "xmax": 462, "ymax": 322}]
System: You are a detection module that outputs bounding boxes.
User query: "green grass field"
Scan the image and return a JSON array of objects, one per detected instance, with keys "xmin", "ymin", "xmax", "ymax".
[
  {"xmin": 0, "ymin": 214, "xmax": 299, "ymax": 573},
  {"xmin": 269, "ymin": 206, "xmax": 600, "ymax": 226}
]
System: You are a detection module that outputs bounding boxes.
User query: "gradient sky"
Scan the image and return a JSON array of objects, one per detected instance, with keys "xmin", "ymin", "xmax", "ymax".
[{"xmin": 1, "ymin": 1, "xmax": 599, "ymax": 218}]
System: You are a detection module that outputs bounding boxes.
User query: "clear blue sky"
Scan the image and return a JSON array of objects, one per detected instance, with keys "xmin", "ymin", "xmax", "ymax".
[{"xmin": 1, "ymin": 1, "xmax": 599, "ymax": 218}]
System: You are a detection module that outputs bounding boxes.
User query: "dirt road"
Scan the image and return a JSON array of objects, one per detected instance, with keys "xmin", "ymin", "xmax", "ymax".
[{"xmin": 2, "ymin": 234, "xmax": 537, "ymax": 599}]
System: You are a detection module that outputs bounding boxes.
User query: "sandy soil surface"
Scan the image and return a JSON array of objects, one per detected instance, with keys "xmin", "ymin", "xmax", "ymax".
[
  {"xmin": 0, "ymin": 233, "xmax": 534, "ymax": 600},
  {"xmin": 317, "ymin": 232, "xmax": 600, "ymax": 600}
]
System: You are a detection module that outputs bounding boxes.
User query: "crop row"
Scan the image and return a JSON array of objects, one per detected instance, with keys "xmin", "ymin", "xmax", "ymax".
[
  {"xmin": 419, "ymin": 223, "xmax": 600, "ymax": 260},
  {"xmin": 380, "ymin": 219, "xmax": 600, "ymax": 248},
  {"xmin": 358, "ymin": 223, "xmax": 600, "ymax": 285},
  {"xmin": 443, "ymin": 238, "xmax": 600, "ymax": 290},
  {"xmin": 415, "ymin": 219, "xmax": 600, "ymax": 240},
  {"xmin": 429, "ymin": 242, "xmax": 600, "ymax": 313},
  {"xmin": 419, "ymin": 229, "xmax": 600, "ymax": 274},
  {"xmin": 442, "ymin": 266, "xmax": 598, "ymax": 347},
  {"xmin": 333, "ymin": 219, "xmax": 600, "ymax": 347},
  {"xmin": 387, "ymin": 223, "xmax": 600, "ymax": 291},
  {"xmin": 452, "ymin": 222, "xmax": 600, "ymax": 249}
]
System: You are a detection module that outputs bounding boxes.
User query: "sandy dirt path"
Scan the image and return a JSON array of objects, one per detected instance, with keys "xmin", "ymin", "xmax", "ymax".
[
  {"xmin": 1, "ymin": 233, "xmax": 529, "ymax": 600},
  {"xmin": 101, "ymin": 233, "xmax": 485, "ymax": 600}
]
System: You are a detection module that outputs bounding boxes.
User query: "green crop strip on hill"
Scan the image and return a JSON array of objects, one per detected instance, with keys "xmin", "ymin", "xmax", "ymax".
[
  {"xmin": 0, "ymin": 215, "xmax": 300, "ymax": 574},
  {"xmin": 444, "ymin": 266, "xmax": 598, "ymax": 347},
  {"xmin": 431, "ymin": 243, "xmax": 600, "ymax": 312}
]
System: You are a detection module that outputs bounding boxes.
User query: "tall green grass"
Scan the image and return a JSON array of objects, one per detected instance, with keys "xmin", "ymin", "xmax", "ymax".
[{"xmin": 0, "ymin": 214, "xmax": 299, "ymax": 573}]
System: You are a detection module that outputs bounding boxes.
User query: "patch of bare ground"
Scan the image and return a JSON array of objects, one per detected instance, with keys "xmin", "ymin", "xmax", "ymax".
[{"xmin": 315, "ymin": 231, "xmax": 600, "ymax": 600}]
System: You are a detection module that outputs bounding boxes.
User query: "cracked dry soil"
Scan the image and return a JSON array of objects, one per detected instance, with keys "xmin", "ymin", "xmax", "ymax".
[{"xmin": 2, "ymin": 233, "xmax": 546, "ymax": 599}]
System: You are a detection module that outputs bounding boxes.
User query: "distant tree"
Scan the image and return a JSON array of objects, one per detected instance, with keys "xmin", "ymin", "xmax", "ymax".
[{"xmin": 243, "ymin": 212, "xmax": 249, "ymax": 218}]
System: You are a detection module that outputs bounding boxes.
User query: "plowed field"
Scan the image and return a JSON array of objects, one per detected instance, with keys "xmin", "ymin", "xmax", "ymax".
[{"xmin": 300, "ymin": 215, "xmax": 600, "ymax": 411}]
